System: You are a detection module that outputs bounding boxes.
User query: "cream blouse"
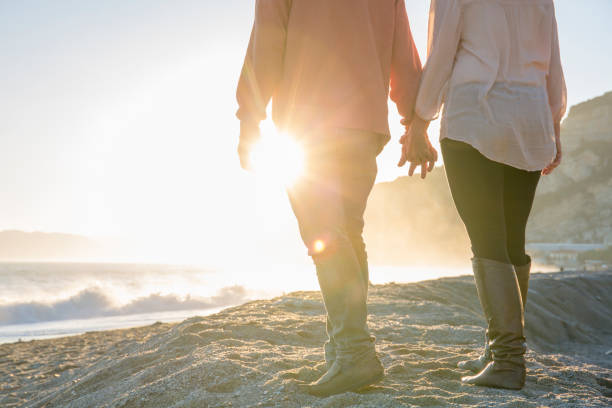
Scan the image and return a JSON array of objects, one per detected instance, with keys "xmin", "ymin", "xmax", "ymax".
[{"xmin": 415, "ymin": 0, "xmax": 567, "ymax": 171}]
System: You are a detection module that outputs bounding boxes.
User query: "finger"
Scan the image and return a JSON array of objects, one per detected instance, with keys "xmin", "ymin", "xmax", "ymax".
[
  {"xmin": 239, "ymin": 155, "xmax": 249, "ymax": 171},
  {"xmin": 420, "ymin": 162, "xmax": 427, "ymax": 179},
  {"xmin": 238, "ymin": 148, "xmax": 247, "ymax": 170},
  {"xmin": 398, "ymin": 153, "xmax": 407, "ymax": 167},
  {"xmin": 409, "ymin": 162, "xmax": 417, "ymax": 176},
  {"xmin": 242, "ymin": 155, "xmax": 252, "ymax": 171},
  {"xmin": 238, "ymin": 146, "xmax": 252, "ymax": 171},
  {"xmin": 398, "ymin": 144, "xmax": 408, "ymax": 167},
  {"xmin": 429, "ymin": 152, "xmax": 437, "ymax": 171}
]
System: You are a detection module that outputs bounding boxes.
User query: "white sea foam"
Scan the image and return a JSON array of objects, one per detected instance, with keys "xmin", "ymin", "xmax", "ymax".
[
  {"xmin": 0, "ymin": 262, "xmax": 474, "ymax": 342},
  {"xmin": 0, "ymin": 285, "xmax": 249, "ymax": 326}
]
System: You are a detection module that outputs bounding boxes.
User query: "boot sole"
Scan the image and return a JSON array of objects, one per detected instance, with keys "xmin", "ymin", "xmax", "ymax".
[
  {"xmin": 353, "ymin": 370, "xmax": 385, "ymax": 392},
  {"xmin": 457, "ymin": 360, "xmax": 490, "ymax": 373},
  {"xmin": 461, "ymin": 379, "xmax": 524, "ymax": 390},
  {"xmin": 461, "ymin": 375, "xmax": 524, "ymax": 390},
  {"xmin": 306, "ymin": 369, "xmax": 385, "ymax": 397}
]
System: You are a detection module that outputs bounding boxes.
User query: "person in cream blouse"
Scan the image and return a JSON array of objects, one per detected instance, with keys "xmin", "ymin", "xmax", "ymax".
[{"xmin": 399, "ymin": 0, "xmax": 567, "ymax": 391}]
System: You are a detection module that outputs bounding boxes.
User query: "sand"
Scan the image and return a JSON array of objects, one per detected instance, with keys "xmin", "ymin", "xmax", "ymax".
[{"xmin": 1, "ymin": 270, "xmax": 611, "ymax": 407}]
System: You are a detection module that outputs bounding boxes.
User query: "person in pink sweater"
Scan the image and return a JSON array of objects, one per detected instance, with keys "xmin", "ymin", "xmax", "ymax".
[{"xmin": 236, "ymin": 0, "xmax": 435, "ymax": 397}]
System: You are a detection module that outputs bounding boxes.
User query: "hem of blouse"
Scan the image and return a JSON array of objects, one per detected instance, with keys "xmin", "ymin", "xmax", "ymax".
[{"xmin": 440, "ymin": 135, "xmax": 549, "ymax": 172}]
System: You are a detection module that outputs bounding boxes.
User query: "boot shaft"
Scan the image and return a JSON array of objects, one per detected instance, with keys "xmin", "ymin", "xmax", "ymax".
[
  {"xmin": 514, "ymin": 259, "xmax": 531, "ymax": 310},
  {"xmin": 472, "ymin": 258, "xmax": 526, "ymax": 365}
]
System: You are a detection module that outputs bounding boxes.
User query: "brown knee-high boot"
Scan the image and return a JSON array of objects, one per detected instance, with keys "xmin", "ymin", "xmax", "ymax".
[
  {"xmin": 461, "ymin": 258, "xmax": 526, "ymax": 390},
  {"xmin": 458, "ymin": 259, "xmax": 531, "ymax": 373}
]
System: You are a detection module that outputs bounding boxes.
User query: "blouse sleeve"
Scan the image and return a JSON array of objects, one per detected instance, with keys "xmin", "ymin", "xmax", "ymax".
[
  {"xmin": 414, "ymin": 0, "xmax": 462, "ymax": 121},
  {"xmin": 547, "ymin": 9, "xmax": 567, "ymax": 124}
]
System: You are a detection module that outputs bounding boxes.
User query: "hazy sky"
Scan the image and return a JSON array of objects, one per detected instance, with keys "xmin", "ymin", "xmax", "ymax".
[{"xmin": 1, "ymin": 0, "xmax": 610, "ymax": 262}]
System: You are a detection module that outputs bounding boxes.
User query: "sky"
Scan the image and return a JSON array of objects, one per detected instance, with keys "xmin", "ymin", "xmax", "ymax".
[{"xmin": 1, "ymin": 0, "xmax": 611, "ymax": 263}]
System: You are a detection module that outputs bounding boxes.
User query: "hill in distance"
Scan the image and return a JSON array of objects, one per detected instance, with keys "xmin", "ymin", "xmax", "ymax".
[
  {"xmin": 0, "ymin": 230, "xmax": 105, "ymax": 262},
  {"xmin": 364, "ymin": 91, "xmax": 612, "ymax": 264}
]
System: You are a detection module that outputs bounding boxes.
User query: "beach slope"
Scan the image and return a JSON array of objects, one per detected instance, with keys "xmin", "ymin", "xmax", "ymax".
[{"xmin": 2, "ymin": 271, "xmax": 611, "ymax": 407}]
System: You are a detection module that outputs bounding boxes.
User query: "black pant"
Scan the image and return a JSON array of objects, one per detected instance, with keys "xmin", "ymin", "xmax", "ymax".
[{"xmin": 441, "ymin": 138, "xmax": 540, "ymax": 266}]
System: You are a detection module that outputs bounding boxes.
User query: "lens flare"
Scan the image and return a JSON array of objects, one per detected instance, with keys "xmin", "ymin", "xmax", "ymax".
[
  {"xmin": 249, "ymin": 124, "xmax": 304, "ymax": 186},
  {"xmin": 313, "ymin": 240, "xmax": 326, "ymax": 254}
]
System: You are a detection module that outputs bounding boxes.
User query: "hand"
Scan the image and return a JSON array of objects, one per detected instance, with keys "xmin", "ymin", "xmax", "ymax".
[
  {"xmin": 397, "ymin": 117, "xmax": 438, "ymax": 179},
  {"xmin": 238, "ymin": 121, "xmax": 260, "ymax": 171},
  {"xmin": 542, "ymin": 121, "xmax": 562, "ymax": 176}
]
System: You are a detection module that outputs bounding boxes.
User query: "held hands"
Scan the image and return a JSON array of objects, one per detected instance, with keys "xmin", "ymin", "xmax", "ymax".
[
  {"xmin": 238, "ymin": 121, "xmax": 261, "ymax": 171},
  {"xmin": 397, "ymin": 117, "xmax": 438, "ymax": 179},
  {"xmin": 542, "ymin": 121, "xmax": 562, "ymax": 176}
]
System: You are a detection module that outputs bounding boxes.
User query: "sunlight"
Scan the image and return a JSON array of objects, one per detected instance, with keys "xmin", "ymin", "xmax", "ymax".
[
  {"xmin": 313, "ymin": 239, "xmax": 326, "ymax": 254},
  {"xmin": 250, "ymin": 122, "xmax": 305, "ymax": 187}
]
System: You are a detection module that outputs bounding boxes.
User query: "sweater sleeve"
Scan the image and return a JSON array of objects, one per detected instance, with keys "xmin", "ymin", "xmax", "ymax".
[
  {"xmin": 547, "ymin": 9, "xmax": 567, "ymax": 124},
  {"xmin": 389, "ymin": 0, "xmax": 423, "ymax": 129},
  {"xmin": 236, "ymin": 0, "xmax": 291, "ymax": 124},
  {"xmin": 414, "ymin": 0, "xmax": 462, "ymax": 121}
]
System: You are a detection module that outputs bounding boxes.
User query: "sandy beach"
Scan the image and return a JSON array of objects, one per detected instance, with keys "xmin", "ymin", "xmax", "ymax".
[{"xmin": 1, "ymin": 270, "xmax": 611, "ymax": 407}]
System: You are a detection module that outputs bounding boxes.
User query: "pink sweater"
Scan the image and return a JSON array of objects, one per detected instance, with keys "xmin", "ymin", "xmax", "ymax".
[{"xmin": 236, "ymin": 0, "xmax": 422, "ymax": 138}]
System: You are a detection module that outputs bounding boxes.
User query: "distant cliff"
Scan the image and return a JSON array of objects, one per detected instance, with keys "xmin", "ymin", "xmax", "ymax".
[
  {"xmin": 365, "ymin": 91, "xmax": 612, "ymax": 264},
  {"xmin": 529, "ymin": 91, "xmax": 612, "ymax": 244},
  {"xmin": 0, "ymin": 230, "xmax": 104, "ymax": 261},
  {"xmin": 364, "ymin": 170, "xmax": 470, "ymax": 265}
]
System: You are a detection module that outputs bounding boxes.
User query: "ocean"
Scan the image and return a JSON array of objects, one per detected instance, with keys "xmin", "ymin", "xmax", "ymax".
[{"xmin": 0, "ymin": 262, "xmax": 472, "ymax": 344}]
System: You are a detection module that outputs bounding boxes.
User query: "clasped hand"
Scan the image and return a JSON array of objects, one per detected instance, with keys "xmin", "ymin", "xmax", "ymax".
[{"xmin": 397, "ymin": 119, "xmax": 438, "ymax": 179}]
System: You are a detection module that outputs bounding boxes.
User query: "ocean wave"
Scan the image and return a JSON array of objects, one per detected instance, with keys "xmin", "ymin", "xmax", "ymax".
[{"xmin": 0, "ymin": 285, "xmax": 249, "ymax": 326}]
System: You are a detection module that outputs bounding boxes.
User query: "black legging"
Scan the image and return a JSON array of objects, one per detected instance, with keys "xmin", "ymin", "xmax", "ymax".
[{"xmin": 441, "ymin": 138, "xmax": 541, "ymax": 266}]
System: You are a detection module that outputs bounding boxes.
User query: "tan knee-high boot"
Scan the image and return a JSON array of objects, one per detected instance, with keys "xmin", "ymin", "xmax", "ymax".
[
  {"xmin": 461, "ymin": 258, "xmax": 526, "ymax": 390},
  {"xmin": 458, "ymin": 259, "xmax": 531, "ymax": 373}
]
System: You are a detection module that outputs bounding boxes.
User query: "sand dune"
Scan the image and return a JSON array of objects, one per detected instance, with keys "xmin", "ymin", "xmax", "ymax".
[{"xmin": 1, "ymin": 270, "xmax": 611, "ymax": 407}]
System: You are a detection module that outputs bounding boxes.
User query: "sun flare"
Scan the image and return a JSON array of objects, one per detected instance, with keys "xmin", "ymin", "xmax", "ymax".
[
  {"xmin": 313, "ymin": 239, "xmax": 326, "ymax": 254},
  {"xmin": 250, "ymin": 123, "xmax": 305, "ymax": 187}
]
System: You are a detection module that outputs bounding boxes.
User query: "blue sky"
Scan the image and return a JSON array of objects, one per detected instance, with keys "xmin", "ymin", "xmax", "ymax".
[{"xmin": 0, "ymin": 0, "xmax": 610, "ymax": 257}]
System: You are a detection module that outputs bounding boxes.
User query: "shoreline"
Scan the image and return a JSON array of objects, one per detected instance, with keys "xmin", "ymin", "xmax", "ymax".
[
  {"xmin": 0, "ymin": 307, "xmax": 228, "ymax": 345},
  {"xmin": 0, "ymin": 264, "xmax": 477, "ymax": 345}
]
